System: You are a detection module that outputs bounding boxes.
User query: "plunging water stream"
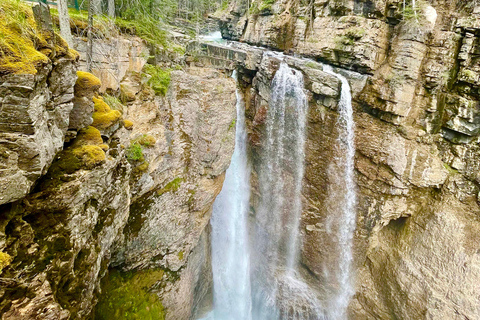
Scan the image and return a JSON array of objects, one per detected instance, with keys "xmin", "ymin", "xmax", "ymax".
[
  {"xmin": 207, "ymin": 71, "xmax": 252, "ymax": 320},
  {"xmin": 199, "ymin": 39, "xmax": 357, "ymax": 320},
  {"xmin": 322, "ymin": 65, "xmax": 357, "ymax": 320}
]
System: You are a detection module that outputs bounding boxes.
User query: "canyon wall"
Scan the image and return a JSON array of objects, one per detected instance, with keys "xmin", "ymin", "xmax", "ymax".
[
  {"xmin": 218, "ymin": 0, "xmax": 480, "ymax": 318},
  {"xmin": 0, "ymin": 26, "xmax": 236, "ymax": 320}
]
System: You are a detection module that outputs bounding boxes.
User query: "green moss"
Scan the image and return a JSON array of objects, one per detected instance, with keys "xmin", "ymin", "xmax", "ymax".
[
  {"xmin": 134, "ymin": 134, "xmax": 157, "ymax": 147},
  {"xmin": 458, "ymin": 69, "xmax": 478, "ymax": 84},
  {"xmin": 123, "ymin": 119, "xmax": 134, "ymax": 130},
  {"xmin": 143, "ymin": 64, "xmax": 171, "ymax": 96},
  {"xmin": 0, "ymin": 251, "xmax": 12, "ymax": 273},
  {"xmin": 178, "ymin": 251, "xmax": 184, "ymax": 261},
  {"xmin": 92, "ymin": 97, "xmax": 122, "ymax": 130},
  {"xmin": 443, "ymin": 163, "xmax": 459, "ymax": 175},
  {"xmin": 259, "ymin": 0, "xmax": 275, "ymax": 12},
  {"xmin": 75, "ymin": 71, "xmax": 101, "ymax": 92},
  {"xmin": 39, "ymin": 126, "xmax": 107, "ymax": 189},
  {"xmin": 0, "ymin": 0, "xmax": 58, "ymax": 75},
  {"xmin": 229, "ymin": 119, "xmax": 236, "ymax": 131},
  {"xmin": 157, "ymin": 178, "xmax": 183, "ymax": 196},
  {"xmin": 72, "ymin": 126, "xmax": 103, "ymax": 147},
  {"xmin": 95, "ymin": 269, "xmax": 166, "ymax": 320},
  {"xmin": 345, "ymin": 27, "xmax": 366, "ymax": 40},
  {"xmin": 127, "ymin": 143, "xmax": 144, "ymax": 162},
  {"xmin": 72, "ymin": 145, "xmax": 106, "ymax": 169}
]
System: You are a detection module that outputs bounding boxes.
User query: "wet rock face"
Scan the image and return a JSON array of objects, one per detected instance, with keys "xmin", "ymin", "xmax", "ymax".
[
  {"xmin": 221, "ymin": 0, "xmax": 480, "ymax": 318},
  {"xmin": 0, "ymin": 56, "xmax": 77, "ymax": 206}
]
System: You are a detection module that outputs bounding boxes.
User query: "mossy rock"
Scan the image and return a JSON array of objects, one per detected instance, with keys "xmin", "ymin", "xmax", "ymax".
[
  {"xmin": 92, "ymin": 97, "xmax": 122, "ymax": 130},
  {"xmin": 134, "ymin": 134, "xmax": 156, "ymax": 147},
  {"xmin": 75, "ymin": 71, "xmax": 101, "ymax": 96},
  {"xmin": 72, "ymin": 145, "xmax": 106, "ymax": 169},
  {"xmin": 123, "ymin": 119, "xmax": 134, "ymax": 130},
  {"xmin": 0, "ymin": 251, "xmax": 12, "ymax": 274},
  {"xmin": 95, "ymin": 269, "xmax": 166, "ymax": 320},
  {"xmin": 39, "ymin": 126, "xmax": 107, "ymax": 189},
  {"xmin": 0, "ymin": 0, "xmax": 73, "ymax": 75},
  {"xmin": 72, "ymin": 126, "xmax": 104, "ymax": 147}
]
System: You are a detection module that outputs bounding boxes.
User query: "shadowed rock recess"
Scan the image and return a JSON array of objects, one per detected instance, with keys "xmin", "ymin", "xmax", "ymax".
[{"xmin": 2, "ymin": 0, "xmax": 480, "ymax": 320}]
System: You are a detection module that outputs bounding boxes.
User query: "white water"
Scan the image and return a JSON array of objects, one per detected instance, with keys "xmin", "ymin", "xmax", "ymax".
[
  {"xmin": 199, "ymin": 55, "xmax": 357, "ymax": 320},
  {"xmin": 207, "ymin": 71, "xmax": 252, "ymax": 320},
  {"xmin": 200, "ymin": 31, "xmax": 225, "ymax": 43},
  {"xmin": 322, "ymin": 65, "xmax": 357, "ymax": 319},
  {"xmin": 250, "ymin": 62, "xmax": 323, "ymax": 320}
]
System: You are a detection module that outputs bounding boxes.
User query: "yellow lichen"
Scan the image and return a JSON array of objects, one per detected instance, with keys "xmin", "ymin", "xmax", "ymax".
[
  {"xmin": 72, "ymin": 126, "xmax": 103, "ymax": 147},
  {"xmin": 0, "ymin": 251, "xmax": 12, "ymax": 273},
  {"xmin": 72, "ymin": 145, "xmax": 106, "ymax": 169},
  {"xmin": 39, "ymin": 125, "xmax": 108, "ymax": 189},
  {"xmin": 134, "ymin": 134, "xmax": 156, "ymax": 147},
  {"xmin": 0, "ymin": 0, "xmax": 71, "ymax": 75},
  {"xmin": 92, "ymin": 96, "xmax": 122, "ymax": 130},
  {"xmin": 123, "ymin": 119, "xmax": 134, "ymax": 130},
  {"xmin": 75, "ymin": 71, "xmax": 101, "ymax": 93}
]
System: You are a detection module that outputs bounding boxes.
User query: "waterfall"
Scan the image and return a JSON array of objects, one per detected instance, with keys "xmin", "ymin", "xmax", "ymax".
[
  {"xmin": 251, "ymin": 62, "xmax": 323, "ymax": 320},
  {"xmin": 208, "ymin": 70, "xmax": 252, "ymax": 320},
  {"xmin": 322, "ymin": 65, "xmax": 357, "ymax": 319}
]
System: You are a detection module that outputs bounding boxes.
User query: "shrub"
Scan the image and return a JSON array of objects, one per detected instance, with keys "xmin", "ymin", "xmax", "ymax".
[
  {"xmin": 143, "ymin": 64, "xmax": 171, "ymax": 96},
  {"xmin": 103, "ymin": 94, "xmax": 125, "ymax": 112},
  {"xmin": 127, "ymin": 143, "xmax": 144, "ymax": 161}
]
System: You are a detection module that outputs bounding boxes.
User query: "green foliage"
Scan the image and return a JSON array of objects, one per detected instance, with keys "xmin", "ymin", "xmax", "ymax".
[
  {"xmin": 115, "ymin": 16, "xmax": 168, "ymax": 49},
  {"xmin": 127, "ymin": 143, "xmax": 144, "ymax": 161},
  {"xmin": 143, "ymin": 64, "xmax": 171, "ymax": 96},
  {"xmin": 103, "ymin": 94, "xmax": 125, "ymax": 112},
  {"xmin": 95, "ymin": 269, "xmax": 166, "ymax": 320},
  {"xmin": 259, "ymin": 0, "xmax": 275, "ymax": 12},
  {"xmin": 157, "ymin": 177, "xmax": 183, "ymax": 196},
  {"xmin": 229, "ymin": 119, "xmax": 236, "ymax": 131}
]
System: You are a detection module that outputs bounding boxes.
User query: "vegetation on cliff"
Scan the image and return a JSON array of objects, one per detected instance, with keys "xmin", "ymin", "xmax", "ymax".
[
  {"xmin": 0, "ymin": 0, "xmax": 77, "ymax": 75},
  {"xmin": 95, "ymin": 269, "xmax": 166, "ymax": 320}
]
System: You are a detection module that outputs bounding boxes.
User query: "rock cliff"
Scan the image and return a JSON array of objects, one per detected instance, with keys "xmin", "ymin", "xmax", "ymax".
[
  {"xmin": 0, "ymin": 5, "xmax": 236, "ymax": 319},
  {"xmin": 216, "ymin": 0, "xmax": 480, "ymax": 318}
]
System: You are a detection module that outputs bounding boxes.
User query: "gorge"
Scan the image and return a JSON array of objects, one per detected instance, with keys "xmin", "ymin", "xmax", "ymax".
[{"xmin": 2, "ymin": 0, "xmax": 480, "ymax": 320}]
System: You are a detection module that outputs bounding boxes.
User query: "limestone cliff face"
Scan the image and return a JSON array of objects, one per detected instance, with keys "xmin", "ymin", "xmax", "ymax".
[
  {"xmin": 218, "ymin": 0, "xmax": 480, "ymax": 318},
  {"xmin": 0, "ymin": 32, "xmax": 236, "ymax": 320}
]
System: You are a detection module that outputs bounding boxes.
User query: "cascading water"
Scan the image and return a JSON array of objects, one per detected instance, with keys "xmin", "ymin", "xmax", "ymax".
[
  {"xmin": 206, "ymin": 71, "xmax": 252, "ymax": 320},
  {"xmin": 322, "ymin": 65, "xmax": 357, "ymax": 320},
  {"xmin": 199, "ymin": 51, "xmax": 357, "ymax": 320},
  {"xmin": 251, "ymin": 61, "xmax": 323, "ymax": 320}
]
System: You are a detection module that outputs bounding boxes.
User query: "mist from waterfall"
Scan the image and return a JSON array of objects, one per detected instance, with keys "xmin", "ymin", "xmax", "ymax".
[
  {"xmin": 208, "ymin": 70, "xmax": 252, "ymax": 320},
  {"xmin": 322, "ymin": 65, "xmax": 357, "ymax": 320}
]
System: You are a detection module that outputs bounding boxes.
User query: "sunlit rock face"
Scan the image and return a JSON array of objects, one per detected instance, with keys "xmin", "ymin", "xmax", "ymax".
[{"xmin": 217, "ymin": 0, "xmax": 480, "ymax": 318}]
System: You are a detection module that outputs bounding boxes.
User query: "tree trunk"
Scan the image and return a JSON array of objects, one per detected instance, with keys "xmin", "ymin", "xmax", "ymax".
[
  {"xmin": 108, "ymin": 0, "xmax": 115, "ymax": 17},
  {"xmin": 87, "ymin": 0, "xmax": 94, "ymax": 72},
  {"xmin": 57, "ymin": 0, "xmax": 73, "ymax": 47}
]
